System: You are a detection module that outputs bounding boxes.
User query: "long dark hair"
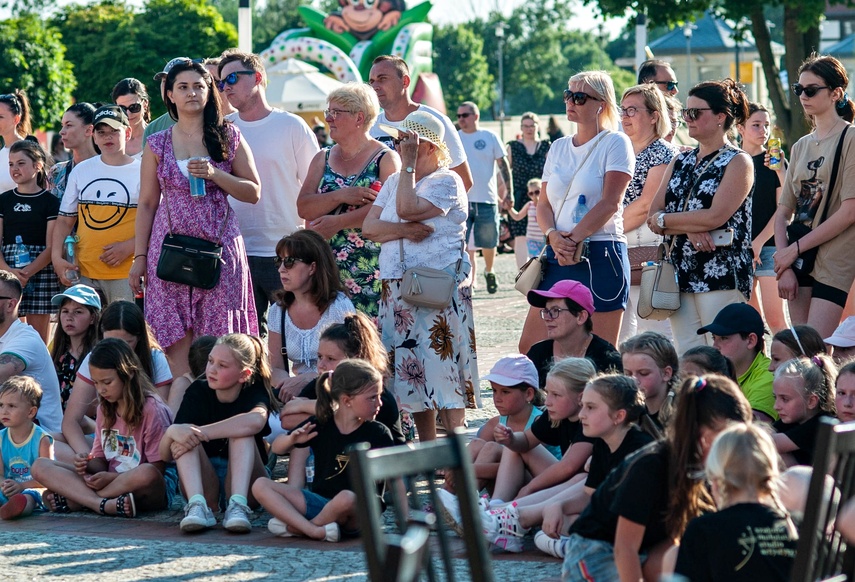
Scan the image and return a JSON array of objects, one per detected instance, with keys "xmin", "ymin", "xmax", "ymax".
[
  {"xmin": 163, "ymin": 60, "xmax": 230, "ymax": 162},
  {"xmin": 89, "ymin": 338, "xmax": 156, "ymax": 431},
  {"xmin": 99, "ymin": 301, "xmax": 160, "ymax": 381},
  {"xmin": 50, "ymin": 297, "xmax": 101, "ymax": 369},
  {"xmin": 9, "ymin": 140, "xmax": 50, "ymax": 189}
]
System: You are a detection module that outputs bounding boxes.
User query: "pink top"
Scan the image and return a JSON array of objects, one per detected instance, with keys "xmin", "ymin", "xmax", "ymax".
[{"xmin": 91, "ymin": 396, "xmax": 172, "ymax": 473}]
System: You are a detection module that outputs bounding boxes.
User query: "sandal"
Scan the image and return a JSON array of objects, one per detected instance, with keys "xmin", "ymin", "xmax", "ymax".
[
  {"xmin": 99, "ymin": 493, "xmax": 137, "ymax": 518},
  {"xmin": 42, "ymin": 491, "xmax": 70, "ymax": 513}
]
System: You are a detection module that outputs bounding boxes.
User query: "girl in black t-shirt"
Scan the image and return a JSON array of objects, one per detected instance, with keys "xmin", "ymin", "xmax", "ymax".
[
  {"xmin": 620, "ymin": 331, "xmax": 680, "ymax": 430},
  {"xmin": 160, "ymin": 334, "xmax": 278, "ymax": 534},
  {"xmin": 674, "ymin": 423, "xmax": 797, "ymax": 581},
  {"xmin": 772, "ymin": 356, "xmax": 837, "ymax": 466},
  {"xmin": 252, "ymin": 359, "xmax": 394, "ymax": 542}
]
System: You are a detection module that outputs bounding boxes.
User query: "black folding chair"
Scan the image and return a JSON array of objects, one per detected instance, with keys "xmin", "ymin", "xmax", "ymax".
[
  {"xmin": 349, "ymin": 429, "xmax": 494, "ymax": 582},
  {"xmin": 791, "ymin": 418, "xmax": 855, "ymax": 582}
]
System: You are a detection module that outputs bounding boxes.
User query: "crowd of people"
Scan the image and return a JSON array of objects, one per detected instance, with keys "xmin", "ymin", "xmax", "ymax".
[{"xmin": 0, "ymin": 45, "xmax": 853, "ymax": 582}]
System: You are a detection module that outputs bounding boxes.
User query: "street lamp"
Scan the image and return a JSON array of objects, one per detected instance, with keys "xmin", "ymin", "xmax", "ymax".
[
  {"xmin": 683, "ymin": 23, "xmax": 695, "ymax": 88},
  {"xmin": 495, "ymin": 22, "xmax": 506, "ymax": 141}
]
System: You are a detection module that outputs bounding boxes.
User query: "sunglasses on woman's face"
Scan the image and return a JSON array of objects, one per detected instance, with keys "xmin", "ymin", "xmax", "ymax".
[
  {"xmin": 791, "ymin": 84, "xmax": 830, "ymax": 98},
  {"xmin": 563, "ymin": 90, "xmax": 601, "ymax": 106},
  {"xmin": 274, "ymin": 256, "xmax": 307, "ymax": 269},
  {"xmin": 216, "ymin": 70, "xmax": 255, "ymax": 92},
  {"xmin": 119, "ymin": 103, "xmax": 143, "ymax": 114},
  {"xmin": 681, "ymin": 107, "xmax": 713, "ymax": 121}
]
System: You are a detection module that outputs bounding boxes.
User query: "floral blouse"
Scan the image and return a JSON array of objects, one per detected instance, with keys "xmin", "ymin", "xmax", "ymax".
[{"xmin": 663, "ymin": 144, "xmax": 753, "ymax": 298}]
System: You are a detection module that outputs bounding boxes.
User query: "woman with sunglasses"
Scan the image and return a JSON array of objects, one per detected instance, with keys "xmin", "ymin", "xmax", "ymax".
[
  {"xmin": 112, "ymin": 78, "xmax": 150, "ymax": 158},
  {"xmin": 296, "ymin": 82, "xmax": 399, "ymax": 320},
  {"xmin": 505, "ymin": 112, "xmax": 551, "ymax": 268},
  {"xmin": 130, "ymin": 60, "xmax": 261, "ymax": 378},
  {"xmin": 773, "ymin": 54, "xmax": 855, "ymax": 339},
  {"xmin": 0, "ymin": 90, "xmax": 33, "ymax": 193},
  {"xmin": 619, "ymin": 84, "xmax": 680, "ymax": 342},
  {"xmin": 519, "ymin": 71, "xmax": 634, "ymax": 353},
  {"xmin": 647, "ymin": 79, "xmax": 754, "ymax": 353}
]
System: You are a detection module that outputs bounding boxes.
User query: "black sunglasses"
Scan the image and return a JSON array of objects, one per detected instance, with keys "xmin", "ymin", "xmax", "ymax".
[
  {"xmin": 563, "ymin": 90, "xmax": 601, "ymax": 106},
  {"xmin": 274, "ymin": 256, "xmax": 307, "ymax": 269},
  {"xmin": 457, "ymin": 112, "xmax": 473, "ymax": 119},
  {"xmin": 217, "ymin": 70, "xmax": 255, "ymax": 92},
  {"xmin": 792, "ymin": 84, "xmax": 830, "ymax": 98},
  {"xmin": 681, "ymin": 107, "xmax": 713, "ymax": 121},
  {"xmin": 118, "ymin": 103, "xmax": 143, "ymax": 114},
  {"xmin": 654, "ymin": 80, "xmax": 679, "ymax": 92}
]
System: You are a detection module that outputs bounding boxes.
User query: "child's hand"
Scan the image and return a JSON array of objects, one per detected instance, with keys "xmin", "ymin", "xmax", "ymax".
[
  {"xmin": 170, "ymin": 441, "xmax": 193, "ymax": 460},
  {"xmin": 1, "ymin": 479, "xmax": 23, "ymax": 497},
  {"xmin": 73, "ymin": 453, "xmax": 90, "ymax": 476},
  {"xmin": 493, "ymin": 423, "xmax": 513, "ymax": 445},
  {"xmin": 541, "ymin": 501, "xmax": 565, "ymax": 539},
  {"xmin": 84, "ymin": 471, "xmax": 115, "ymax": 491},
  {"xmin": 291, "ymin": 422, "xmax": 317, "ymax": 445},
  {"xmin": 169, "ymin": 424, "xmax": 205, "ymax": 450}
]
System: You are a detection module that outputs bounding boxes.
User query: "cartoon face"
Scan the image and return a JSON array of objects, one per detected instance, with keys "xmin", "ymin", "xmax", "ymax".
[
  {"xmin": 78, "ymin": 177, "xmax": 131, "ymax": 231},
  {"xmin": 341, "ymin": 0, "xmax": 384, "ymax": 33}
]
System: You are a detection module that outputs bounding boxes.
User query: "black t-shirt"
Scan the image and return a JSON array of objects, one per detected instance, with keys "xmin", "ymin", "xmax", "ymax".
[
  {"xmin": 675, "ymin": 503, "xmax": 797, "ymax": 582},
  {"xmin": 530, "ymin": 413, "xmax": 595, "ymax": 456},
  {"xmin": 772, "ymin": 412, "xmax": 833, "ymax": 466},
  {"xmin": 585, "ymin": 426, "xmax": 655, "ymax": 490},
  {"xmin": 570, "ymin": 442, "xmax": 670, "ymax": 550},
  {"xmin": 295, "ymin": 415, "xmax": 394, "ymax": 500},
  {"xmin": 527, "ymin": 336, "xmax": 623, "ymax": 388},
  {"xmin": 750, "ymin": 152, "xmax": 781, "ymax": 245},
  {"xmin": 0, "ymin": 189, "xmax": 60, "ymax": 245},
  {"xmin": 298, "ymin": 379, "xmax": 405, "ymax": 445},
  {"xmin": 174, "ymin": 378, "xmax": 272, "ymax": 462}
]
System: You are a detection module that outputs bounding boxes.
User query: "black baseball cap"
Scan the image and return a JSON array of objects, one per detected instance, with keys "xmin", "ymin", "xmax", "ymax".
[
  {"xmin": 93, "ymin": 105, "xmax": 129, "ymax": 129},
  {"xmin": 697, "ymin": 303, "xmax": 767, "ymax": 337}
]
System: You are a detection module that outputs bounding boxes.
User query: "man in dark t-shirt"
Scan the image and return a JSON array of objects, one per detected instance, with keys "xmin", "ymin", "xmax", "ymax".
[{"xmin": 525, "ymin": 280, "xmax": 622, "ymax": 387}]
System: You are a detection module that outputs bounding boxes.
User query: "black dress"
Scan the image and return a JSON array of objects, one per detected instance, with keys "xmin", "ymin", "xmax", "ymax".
[{"xmin": 507, "ymin": 139, "xmax": 550, "ymax": 237}]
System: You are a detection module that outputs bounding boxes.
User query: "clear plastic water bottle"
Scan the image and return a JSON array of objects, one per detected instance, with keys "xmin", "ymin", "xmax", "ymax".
[
  {"xmin": 13, "ymin": 236, "xmax": 31, "ymax": 268},
  {"xmin": 305, "ymin": 450, "xmax": 315, "ymax": 489},
  {"xmin": 64, "ymin": 235, "xmax": 80, "ymax": 284},
  {"xmin": 573, "ymin": 194, "xmax": 590, "ymax": 225}
]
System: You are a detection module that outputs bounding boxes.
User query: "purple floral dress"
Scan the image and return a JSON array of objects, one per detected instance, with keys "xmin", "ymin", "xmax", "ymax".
[
  {"xmin": 145, "ymin": 126, "xmax": 258, "ymax": 348},
  {"xmin": 320, "ymin": 147, "xmax": 386, "ymax": 318}
]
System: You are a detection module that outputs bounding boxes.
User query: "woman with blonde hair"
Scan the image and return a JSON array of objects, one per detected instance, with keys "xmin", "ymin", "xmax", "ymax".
[
  {"xmin": 519, "ymin": 70, "xmax": 634, "ymax": 352},
  {"xmin": 297, "ymin": 82, "xmax": 400, "ymax": 318}
]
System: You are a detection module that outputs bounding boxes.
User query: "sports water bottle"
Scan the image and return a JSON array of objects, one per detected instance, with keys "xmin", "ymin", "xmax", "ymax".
[
  {"xmin": 13, "ymin": 236, "xmax": 31, "ymax": 268},
  {"xmin": 572, "ymin": 195, "xmax": 591, "ymax": 262},
  {"xmin": 64, "ymin": 235, "xmax": 80, "ymax": 284}
]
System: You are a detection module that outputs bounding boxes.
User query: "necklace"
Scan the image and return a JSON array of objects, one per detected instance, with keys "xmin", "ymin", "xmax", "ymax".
[
  {"xmin": 337, "ymin": 142, "xmax": 367, "ymax": 162},
  {"xmin": 177, "ymin": 125, "xmax": 201, "ymax": 140},
  {"xmin": 812, "ymin": 119, "xmax": 844, "ymax": 146}
]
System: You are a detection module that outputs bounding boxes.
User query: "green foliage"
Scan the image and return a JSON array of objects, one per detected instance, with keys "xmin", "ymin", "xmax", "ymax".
[
  {"xmin": 0, "ymin": 14, "xmax": 75, "ymax": 131},
  {"xmin": 432, "ymin": 24, "xmax": 495, "ymax": 115},
  {"xmin": 208, "ymin": 0, "xmax": 307, "ymax": 53}
]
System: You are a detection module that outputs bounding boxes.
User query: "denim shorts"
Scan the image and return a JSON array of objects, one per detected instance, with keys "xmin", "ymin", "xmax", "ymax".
[
  {"xmin": 209, "ymin": 456, "xmax": 230, "ymax": 511},
  {"xmin": 302, "ymin": 489, "xmax": 331, "ymax": 521},
  {"xmin": 562, "ymin": 534, "xmax": 647, "ymax": 581},
  {"xmin": 466, "ymin": 202, "xmax": 500, "ymax": 248},
  {"xmin": 540, "ymin": 241, "xmax": 629, "ymax": 312},
  {"xmin": 527, "ymin": 238, "xmax": 546, "ymax": 257},
  {"xmin": 754, "ymin": 246, "xmax": 776, "ymax": 277},
  {"xmin": 164, "ymin": 465, "xmax": 180, "ymax": 509}
]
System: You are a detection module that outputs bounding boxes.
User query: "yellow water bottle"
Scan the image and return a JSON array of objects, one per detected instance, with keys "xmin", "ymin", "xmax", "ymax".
[{"xmin": 768, "ymin": 137, "xmax": 783, "ymax": 170}]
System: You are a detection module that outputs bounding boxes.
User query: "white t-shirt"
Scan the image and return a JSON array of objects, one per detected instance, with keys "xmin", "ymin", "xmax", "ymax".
[
  {"xmin": 458, "ymin": 129, "xmax": 505, "ymax": 203},
  {"xmin": 370, "ymin": 104, "xmax": 467, "ymax": 169},
  {"xmin": 77, "ymin": 348, "xmax": 173, "ymax": 387},
  {"xmin": 0, "ymin": 148, "xmax": 14, "ymax": 193},
  {"xmin": 542, "ymin": 131, "xmax": 634, "ymax": 242},
  {"xmin": 226, "ymin": 109, "xmax": 320, "ymax": 256},
  {"xmin": 0, "ymin": 320, "xmax": 63, "ymax": 434}
]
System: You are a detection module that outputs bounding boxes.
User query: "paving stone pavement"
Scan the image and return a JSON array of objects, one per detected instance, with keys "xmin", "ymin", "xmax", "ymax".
[{"xmin": 0, "ymin": 253, "xmax": 563, "ymax": 581}]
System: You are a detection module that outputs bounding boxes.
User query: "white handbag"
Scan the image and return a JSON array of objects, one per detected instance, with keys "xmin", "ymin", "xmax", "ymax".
[
  {"xmin": 514, "ymin": 245, "xmax": 546, "ymax": 294},
  {"xmin": 637, "ymin": 244, "xmax": 680, "ymax": 320}
]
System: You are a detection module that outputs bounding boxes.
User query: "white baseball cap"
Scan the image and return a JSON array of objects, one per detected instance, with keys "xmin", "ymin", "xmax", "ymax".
[{"xmin": 824, "ymin": 317, "xmax": 855, "ymax": 348}]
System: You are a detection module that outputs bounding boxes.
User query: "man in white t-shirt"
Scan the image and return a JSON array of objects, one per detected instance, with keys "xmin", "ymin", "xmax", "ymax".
[
  {"xmin": 457, "ymin": 101, "xmax": 512, "ymax": 294},
  {"xmin": 368, "ymin": 55, "xmax": 473, "ymax": 192},
  {"xmin": 0, "ymin": 271, "xmax": 62, "ymax": 435},
  {"xmin": 52, "ymin": 105, "xmax": 140, "ymax": 304},
  {"xmin": 218, "ymin": 49, "xmax": 320, "ymax": 336}
]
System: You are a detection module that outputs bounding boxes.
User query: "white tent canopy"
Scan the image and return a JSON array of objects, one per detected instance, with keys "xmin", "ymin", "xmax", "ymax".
[{"xmin": 264, "ymin": 59, "xmax": 344, "ymax": 112}]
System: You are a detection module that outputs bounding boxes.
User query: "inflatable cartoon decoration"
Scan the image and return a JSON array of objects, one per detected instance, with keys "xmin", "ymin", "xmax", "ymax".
[{"xmin": 260, "ymin": 0, "xmax": 433, "ymax": 88}]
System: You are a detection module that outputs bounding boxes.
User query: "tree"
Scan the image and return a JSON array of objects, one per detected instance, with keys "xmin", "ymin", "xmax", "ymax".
[
  {"xmin": 433, "ymin": 24, "xmax": 495, "ymax": 115},
  {"xmin": 0, "ymin": 14, "xmax": 76, "ymax": 130}
]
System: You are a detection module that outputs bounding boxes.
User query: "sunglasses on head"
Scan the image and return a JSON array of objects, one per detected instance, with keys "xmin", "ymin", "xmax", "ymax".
[
  {"xmin": 563, "ymin": 90, "xmax": 601, "ymax": 106},
  {"xmin": 681, "ymin": 107, "xmax": 713, "ymax": 121},
  {"xmin": 654, "ymin": 80, "xmax": 679, "ymax": 92},
  {"xmin": 119, "ymin": 103, "xmax": 143, "ymax": 114},
  {"xmin": 216, "ymin": 70, "xmax": 255, "ymax": 92},
  {"xmin": 792, "ymin": 84, "xmax": 830, "ymax": 98},
  {"xmin": 274, "ymin": 256, "xmax": 307, "ymax": 269}
]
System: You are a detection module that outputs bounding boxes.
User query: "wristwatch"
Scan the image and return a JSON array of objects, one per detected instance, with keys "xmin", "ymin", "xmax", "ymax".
[
  {"xmin": 656, "ymin": 212, "xmax": 666, "ymax": 229},
  {"xmin": 405, "ymin": 166, "xmax": 415, "ymax": 174}
]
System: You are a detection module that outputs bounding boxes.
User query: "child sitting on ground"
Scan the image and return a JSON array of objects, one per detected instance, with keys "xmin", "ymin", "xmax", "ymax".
[
  {"xmin": 252, "ymin": 359, "xmax": 394, "ymax": 542},
  {"xmin": 0, "ymin": 376, "xmax": 54, "ymax": 519},
  {"xmin": 620, "ymin": 331, "xmax": 679, "ymax": 429},
  {"xmin": 49, "ymin": 285, "xmax": 102, "ymax": 411}
]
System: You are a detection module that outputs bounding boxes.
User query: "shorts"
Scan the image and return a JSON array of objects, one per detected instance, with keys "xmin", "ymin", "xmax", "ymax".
[
  {"xmin": 78, "ymin": 275, "xmax": 135, "ymax": 305},
  {"xmin": 301, "ymin": 489, "xmax": 360, "ymax": 537},
  {"xmin": 561, "ymin": 534, "xmax": 647, "ymax": 582},
  {"xmin": 540, "ymin": 241, "xmax": 629, "ymax": 312},
  {"xmin": 0, "ymin": 488, "xmax": 43, "ymax": 510},
  {"xmin": 209, "ymin": 456, "xmax": 230, "ymax": 512},
  {"xmin": 753, "ymin": 246, "xmax": 776, "ymax": 277},
  {"xmin": 164, "ymin": 464, "xmax": 180, "ymax": 509},
  {"xmin": 466, "ymin": 202, "xmax": 499, "ymax": 248},
  {"xmin": 527, "ymin": 238, "xmax": 546, "ymax": 257}
]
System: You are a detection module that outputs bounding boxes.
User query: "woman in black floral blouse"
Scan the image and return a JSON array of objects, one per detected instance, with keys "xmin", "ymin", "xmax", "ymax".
[{"xmin": 647, "ymin": 79, "xmax": 754, "ymax": 353}]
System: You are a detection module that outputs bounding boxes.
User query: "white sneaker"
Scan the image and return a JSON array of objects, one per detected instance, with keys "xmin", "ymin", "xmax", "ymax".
[
  {"xmin": 267, "ymin": 517, "xmax": 295, "ymax": 537},
  {"xmin": 481, "ymin": 502, "xmax": 529, "ymax": 553},
  {"xmin": 223, "ymin": 500, "xmax": 252, "ymax": 533},
  {"xmin": 180, "ymin": 500, "xmax": 216, "ymax": 532},
  {"xmin": 324, "ymin": 522, "xmax": 341, "ymax": 542},
  {"xmin": 436, "ymin": 489, "xmax": 463, "ymax": 535},
  {"xmin": 534, "ymin": 530, "xmax": 569, "ymax": 558}
]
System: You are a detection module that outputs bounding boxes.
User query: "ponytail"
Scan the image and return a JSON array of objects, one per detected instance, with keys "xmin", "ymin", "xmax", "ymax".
[
  {"xmin": 314, "ymin": 359, "xmax": 383, "ymax": 424},
  {"xmin": 320, "ymin": 312, "xmax": 389, "ymax": 375},
  {"xmin": 0, "ymin": 90, "xmax": 32, "ymax": 138},
  {"xmin": 315, "ymin": 370, "xmax": 335, "ymax": 423}
]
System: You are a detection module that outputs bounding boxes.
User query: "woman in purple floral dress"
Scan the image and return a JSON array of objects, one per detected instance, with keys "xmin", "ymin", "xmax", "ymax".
[
  {"xmin": 297, "ymin": 83, "xmax": 399, "ymax": 319},
  {"xmin": 130, "ymin": 60, "xmax": 260, "ymax": 378}
]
